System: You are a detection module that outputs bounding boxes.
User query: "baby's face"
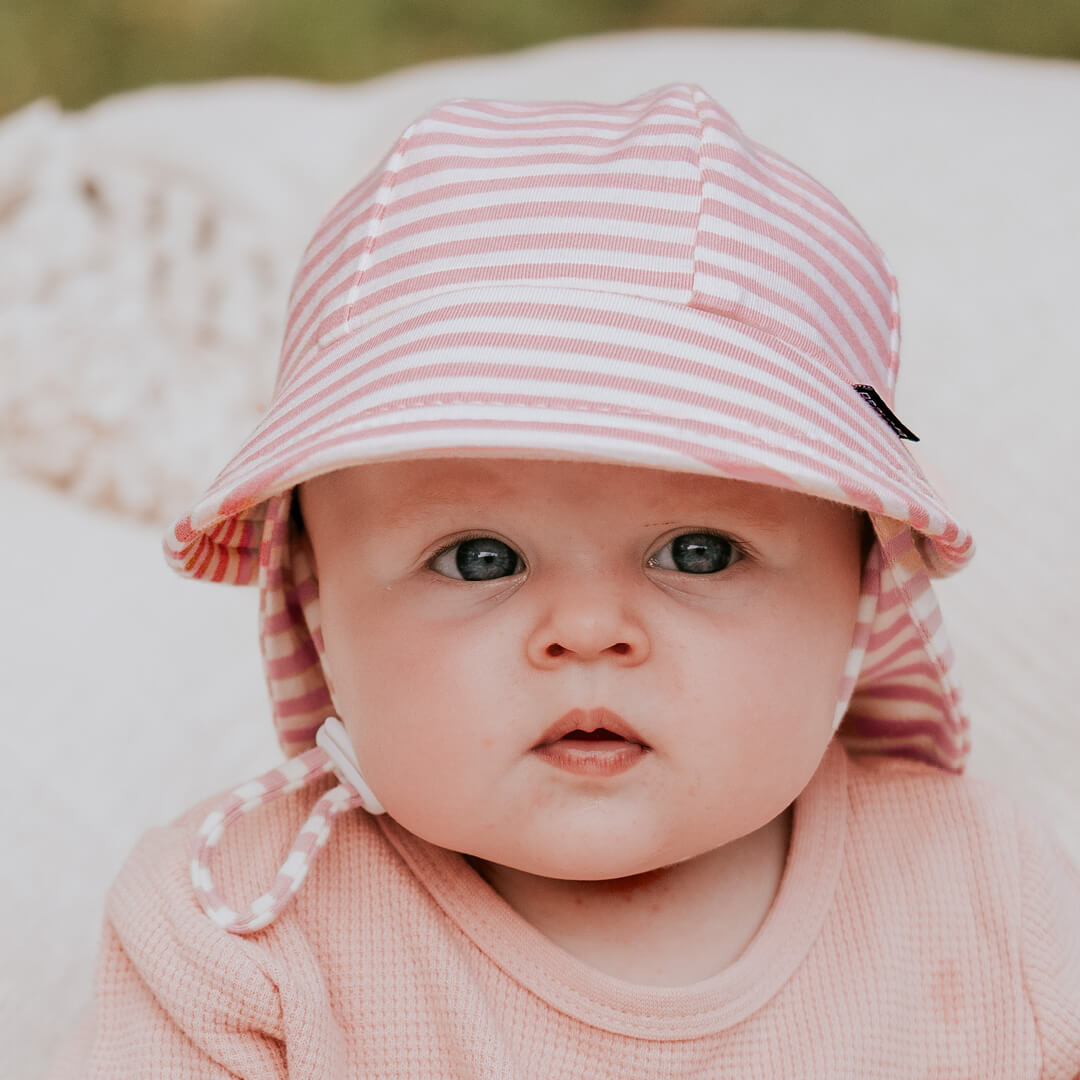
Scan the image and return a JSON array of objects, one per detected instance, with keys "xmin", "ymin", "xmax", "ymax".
[{"xmin": 299, "ymin": 459, "xmax": 863, "ymax": 881}]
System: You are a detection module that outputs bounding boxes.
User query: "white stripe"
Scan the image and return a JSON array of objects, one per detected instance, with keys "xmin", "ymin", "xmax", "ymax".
[
  {"xmin": 281, "ymin": 850, "xmax": 310, "ymax": 879},
  {"xmin": 388, "ymin": 160, "xmax": 701, "ymax": 203},
  {"xmin": 198, "ymin": 809, "xmax": 225, "ymax": 838},
  {"xmin": 207, "ymin": 903, "xmax": 240, "ymax": 928},
  {"xmin": 367, "ymin": 215, "xmax": 698, "ymax": 260},
  {"xmin": 375, "ymin": 177, "xmax": 701, "ymax": 221},
  {"xmin": 190, "ymin": 862, "xmax": 213, "ymax": 894},
  {"xmin": 250, "ymin": 892, "xmax": 277, "ymax": 916}
]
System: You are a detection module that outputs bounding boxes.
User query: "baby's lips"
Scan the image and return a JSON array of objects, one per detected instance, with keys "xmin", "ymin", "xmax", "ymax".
[{"xmin": 534, "ymin": 707, "xmax": 648, "ymax": 748}]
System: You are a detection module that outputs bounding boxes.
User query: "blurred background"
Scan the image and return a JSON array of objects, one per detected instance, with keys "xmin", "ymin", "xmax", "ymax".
[
  {"xmin": 3, "ymin": 7, "xmax": 1079, "ymax": 1078},
  {"xmin": 4, "ymin": 0, "xmax": 1080, "ymax": 115}
]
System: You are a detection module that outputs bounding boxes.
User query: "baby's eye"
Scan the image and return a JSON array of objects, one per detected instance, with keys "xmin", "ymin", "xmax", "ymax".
[
  {"xmin": 430, "ymin": 537, "xmax": 524, "ymax": 581},
  {"xmin": 649, "ymin": 532, "xmax": 740, "ymax": 574}
]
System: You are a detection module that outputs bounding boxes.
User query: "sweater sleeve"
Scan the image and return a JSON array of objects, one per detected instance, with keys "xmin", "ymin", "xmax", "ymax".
[
  {"xmin": 1018, "ymin": 806, "xmax": 1080, "ymax": 1079},
  {"xmin": 48, "ymin": 822, "xmax": 287, "ymax": 1080}
]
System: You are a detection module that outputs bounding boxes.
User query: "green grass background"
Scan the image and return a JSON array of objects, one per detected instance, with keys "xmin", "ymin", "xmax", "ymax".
[{"xmin": 3, "ymin": 0, "xmax": 1079, "ymax": 116}]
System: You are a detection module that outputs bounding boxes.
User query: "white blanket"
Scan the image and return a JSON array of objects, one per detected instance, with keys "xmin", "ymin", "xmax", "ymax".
[{"xmin": 2, "ymin": 30, "xmax": 1077, "ymax": 1077}]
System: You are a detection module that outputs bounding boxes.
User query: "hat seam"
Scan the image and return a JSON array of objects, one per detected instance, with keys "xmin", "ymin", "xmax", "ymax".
[{"xmin": 341, "ymin": 118, "xmax": 424, "ymax": 339}]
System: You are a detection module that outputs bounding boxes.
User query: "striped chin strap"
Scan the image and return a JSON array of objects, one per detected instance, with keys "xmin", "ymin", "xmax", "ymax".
[
  {"xmin": 190, "ymin": 720, "xmax": 382, "ymax": 935},
  {"xmin": 190, "ymin": 546, "xmax": 884, "ymax": 936}
]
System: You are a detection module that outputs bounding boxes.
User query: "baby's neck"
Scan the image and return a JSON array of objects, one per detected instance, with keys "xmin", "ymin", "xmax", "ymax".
[{"xmin": 468, "ymin": 806, "xmax": 793, "ymax": 987}]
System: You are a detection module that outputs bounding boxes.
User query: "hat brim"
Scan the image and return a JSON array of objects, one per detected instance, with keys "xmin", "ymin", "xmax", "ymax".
[{"xmin": 166, "ymin": 284, "xmax": 971, "ymax": 582}]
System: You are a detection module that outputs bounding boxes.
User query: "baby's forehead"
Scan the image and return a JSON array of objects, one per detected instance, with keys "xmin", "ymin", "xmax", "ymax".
[{"xmin": 304, "ymin": 456, "xmax": 824, "ymax": 531}]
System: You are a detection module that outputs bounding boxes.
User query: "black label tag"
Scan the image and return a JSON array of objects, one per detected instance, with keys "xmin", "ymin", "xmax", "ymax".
[{"xmin": 852, "ymin": 384, "xmax": 920, "ymax": 442}]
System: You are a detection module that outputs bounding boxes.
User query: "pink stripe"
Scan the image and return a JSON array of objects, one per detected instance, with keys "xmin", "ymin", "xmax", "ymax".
[
  {"xmin": 847, "ymin": 710, "xmax": 967, "ymax": 746},
  {"xmin": 845, "ymin": 739, "xmax": 964, "ymax": 774},
  {"xmin": 294, "ymin": 577, "xmax": 317, "ymax": 605},
  {"xmin": 291, "ymin": 828, "xmax": 321, "ymax": 857},
  {"xmin": 276, "ymin": 686, "xmax": 333, "ymax": 719},
  {"xmin": 854, "ymin": 683, "xmax": 947, "ymax": 709},
  {"xmin": 269, "ymin": 873, "xmax": 298, "ymax": 900},
  {"xmin": 267, "ymin": 638, "xmax": 321, "ymax": 680},
  {"xmin": 280, "ymin": 722, "xmax": 323, "ymax": 745},
  {"xmin": 191, "ymin": 538, "xmax": 216, "ymax": 580},
  {"xmin": 856, "ymin": 660, "xmax": 941, "ymax": 686},
  {"xmin": 257, "ymin": 768, "xmax": 289, "ymax": 796},
  {"xmin": 371, "ymin": 169, "xmax": 701, "ymax": 225},
  {"xmin": 209, "ymin": 544, "xmax": 233, "ymax": 584},
  {"xmin": 263, "ymin": 606, "xmax": 298, "ymax": 635},
  {"xmin": 864, "ymin": 615, "xmax": 918, "ymax": 656},
  {"xmin": 881, "ymin": 528, "xmax": 920, "ymax": 560},
  {"xmin": 261, "ymin": 565, "xmax": 285, "ymax": 588},
  {"xmin": 376, "ymin": 197, "xmax": 697, "ymax": 249},
  {"xmin": 235, "ymin": 549, "xmax": 259, "ymax": 586}
]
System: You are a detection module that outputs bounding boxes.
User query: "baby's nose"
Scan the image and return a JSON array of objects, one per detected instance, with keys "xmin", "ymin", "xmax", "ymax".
[{"xmin": 525, "ymin": 585, "xmax": 650, "ymax": 669}]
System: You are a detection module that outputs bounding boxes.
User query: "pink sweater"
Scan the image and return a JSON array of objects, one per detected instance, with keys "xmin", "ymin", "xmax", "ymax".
[{"xmin": 53, "ymin": 741, "xmax": 1080, "ymax": 1077}]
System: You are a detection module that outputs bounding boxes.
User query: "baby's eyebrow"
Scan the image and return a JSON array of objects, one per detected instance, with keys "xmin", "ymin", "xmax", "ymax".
[
  {"xmin": 384, "ymin": 494, "xmax": 503, "ymax": 529},
  {"xmin": 642, "ymin": 512, "xmax": 784, "ymax": 532}
]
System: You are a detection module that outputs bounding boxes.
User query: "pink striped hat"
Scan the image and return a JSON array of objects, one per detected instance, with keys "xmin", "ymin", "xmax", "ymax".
[{"xmin": 166, "ymin": 82, "xmax": 973, "ymax": 798}]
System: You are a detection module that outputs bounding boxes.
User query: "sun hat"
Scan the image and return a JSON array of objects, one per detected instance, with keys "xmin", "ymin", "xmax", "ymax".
[{"xmin": 168, "ymin": 83, "xmax": 974, "ymax": 932}]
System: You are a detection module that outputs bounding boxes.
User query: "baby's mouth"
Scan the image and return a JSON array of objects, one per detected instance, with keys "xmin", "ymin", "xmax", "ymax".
[
  {"xmin": 560, "ymin": 728, "xmax": 627, "ymax": 741},
  {"xmin": 532, "ymin": 709, "xmax": 649, "ymax": 777},
  {"xmin": 534, "ymin": 708, "xmax": 648, "ymax": 749}
]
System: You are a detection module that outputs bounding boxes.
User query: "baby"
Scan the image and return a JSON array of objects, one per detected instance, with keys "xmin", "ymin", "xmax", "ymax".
[{"xmin": 54, "ymin": 84, "xmax": 1080, "ymax": 1077}]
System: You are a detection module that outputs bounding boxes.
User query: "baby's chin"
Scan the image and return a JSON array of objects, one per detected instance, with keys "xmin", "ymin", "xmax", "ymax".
[
  {"xmin": 453, "ymin": 800, "xmax": 794, "ymax": 893},
  {"xmin": 465, "ymin": 850, "xmax": 687, "ymax": 892},
  {"xmin": 459, "ymin": 828, "xmax": 722, "ymax": 886}
]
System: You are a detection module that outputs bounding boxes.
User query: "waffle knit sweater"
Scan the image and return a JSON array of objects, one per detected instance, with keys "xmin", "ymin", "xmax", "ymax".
[{"xmin": 52, "ymin": 740, "xmax": 1080, "ymax": 1078}]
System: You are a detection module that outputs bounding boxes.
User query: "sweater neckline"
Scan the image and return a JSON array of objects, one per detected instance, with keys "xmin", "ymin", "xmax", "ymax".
[{"xmin": 377, "ymin": 738, "xmax": 848, "ymax": 1040}]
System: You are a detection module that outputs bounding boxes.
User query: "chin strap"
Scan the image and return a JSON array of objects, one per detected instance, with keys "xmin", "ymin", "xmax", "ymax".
[{"xmin": 191, "ymin": 718, "xmax": 383, "ymax": 935}]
